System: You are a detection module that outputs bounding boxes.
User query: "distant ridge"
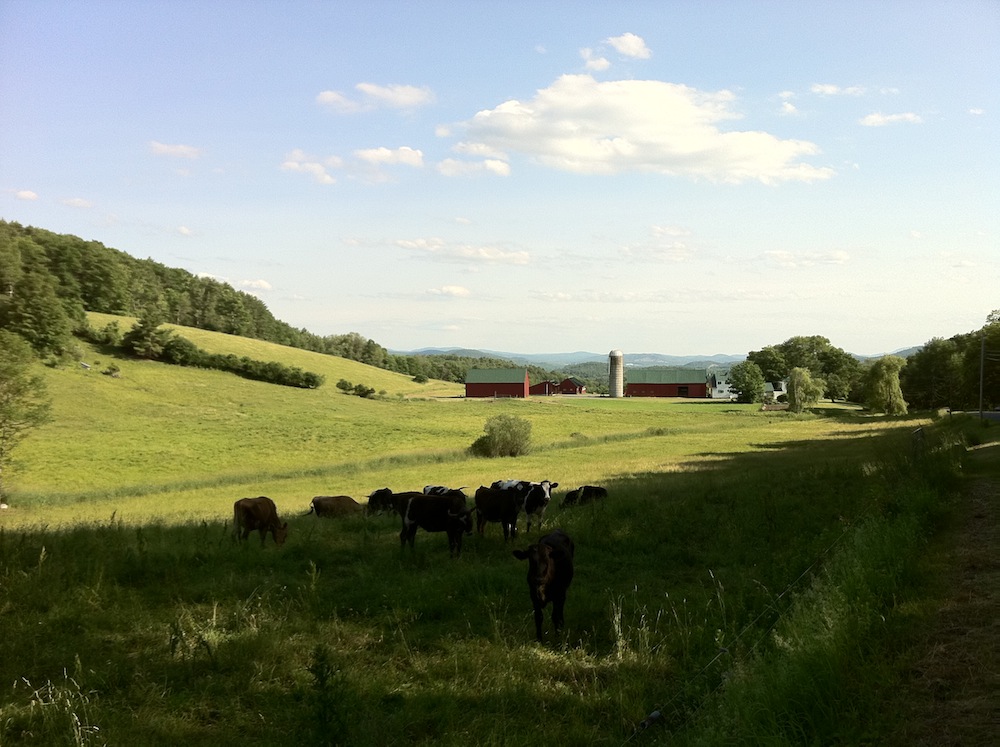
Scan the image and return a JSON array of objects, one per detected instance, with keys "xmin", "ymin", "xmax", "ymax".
[{"xmin": 393, "ymin": 347, "xmax": 745, "ymax": 369}]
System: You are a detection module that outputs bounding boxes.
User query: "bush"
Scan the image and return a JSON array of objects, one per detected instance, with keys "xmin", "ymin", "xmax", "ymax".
[{"xmin": 469, "ymin": 414, "xmax": 532, "ymax": 457}]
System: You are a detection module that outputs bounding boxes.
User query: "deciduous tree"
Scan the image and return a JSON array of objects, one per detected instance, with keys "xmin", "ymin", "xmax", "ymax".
[
  {"xmin": 728, "ymin": 360, "xmax": 765, "ymax": 403},
  {"xmin": 787, "ymin": 367, "xmax": 825, "ymax": 413},
  {"xmin": 864, "ymin": 355, "xmax": 908, "ymax": 415},
  {"xmin": 0, "ymin": 331, "xmax": 52, "ymax": 499}
]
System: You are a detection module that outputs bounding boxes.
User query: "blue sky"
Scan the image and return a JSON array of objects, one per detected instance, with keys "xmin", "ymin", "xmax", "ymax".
[{"xmin": 2, "ymin": 1, "xmax": 997, "ymax": 356}]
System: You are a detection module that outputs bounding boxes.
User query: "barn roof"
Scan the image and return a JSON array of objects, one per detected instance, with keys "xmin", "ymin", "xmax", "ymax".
[
  {"xmin": 626, "ymin": 368, "xmax": 709, "ymax": 384},
  {"xmin": 465, "ymin": 368, "xmax": 529, "ymax": 384}
]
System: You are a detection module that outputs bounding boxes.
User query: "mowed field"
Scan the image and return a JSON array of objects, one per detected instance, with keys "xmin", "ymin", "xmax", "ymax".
[{"xmin": 2, "ymin": 317, "xmax": 975, "ymax": 745}]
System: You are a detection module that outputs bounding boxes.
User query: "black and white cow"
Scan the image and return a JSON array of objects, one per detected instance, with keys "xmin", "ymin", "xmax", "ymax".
[
  {"xmin": 561, "ymin": 485, "xmax": 608, "ymax": 508},
  {"xmin": 423, "ymin": 485, "xmax": 468, "ymax": 496},
  {"xmin": 395, "ymin": 490, "xmax": 475, "ymax": 557},
  {"xmin": 490, "ymin": 479, "xmax": 558, "ymax": 533}
]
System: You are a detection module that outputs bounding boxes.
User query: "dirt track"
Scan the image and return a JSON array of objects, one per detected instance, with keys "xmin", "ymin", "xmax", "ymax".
[{"xmin": 901, "ymin": 443, "xmax": 1000, "ymax": 745}]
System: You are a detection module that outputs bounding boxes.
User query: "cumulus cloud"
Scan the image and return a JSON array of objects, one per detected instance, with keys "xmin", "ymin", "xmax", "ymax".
[
  {"xmin": 177, "ymin": 226, "xmax": 193, "ymax": 236},
  {"xmin": 454, "ymin": 74, "xmax": 834, "ymax": 184},
  {"xmin": 580, "ymin": 47, "xmax": 610, "ymax": 71},
  {"xmin": 427, "ymin": 285, "xmax": 471, "ymax": 297},
  {"xmin": 859, "ymin": 112, "xmax": 923, "ymax": 126},
  {"xmin": 15, "ymin": 190, "xmax": 38, "ymax": 200},
  {"xmin": 397, "ymin": 237, "xmax": 529, "ymax": 265},
  {"xmin": 63, "ymin": 197, "xmax": 93, "ymax": 208},
  {"xmin": 437, "ymin": 158, "xmax": 511, "ymax": 177},
  {"xmin": 969, "ymin": 107, "xmax": 984, "ymax": 115},
  {"xmin": 317, "ymin": 82, "xmax": 435, "ymax": 112},
  {"xmin": 149, "ymin": 141, "xmax": 203, "ymax": 159},
  {"xmin": 605, "ymin": 32, "xmax": 651, "ymax": 59},
  {"xmin": 810, "ymin": 83, "xmax": 866, "ymax": 96},
  {"xmin": 354, "ymin": 146, "xmax": 424, "ymax": 167},
  {"xmin": 280, "ymin": 149, "xmax": 341, "ymax": 184}
]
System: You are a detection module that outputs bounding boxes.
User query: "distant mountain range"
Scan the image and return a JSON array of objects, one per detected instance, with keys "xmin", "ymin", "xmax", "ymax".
[
  {"xmin": 394, "ymin": 346, "xmax": 922, "ymax": 370},
  {"xmin": 394, "ymin": 347, "xmax": 747, "ymax": 369}
]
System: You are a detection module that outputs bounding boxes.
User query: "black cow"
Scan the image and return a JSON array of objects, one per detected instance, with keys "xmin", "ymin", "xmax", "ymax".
[
  {"xmin": 490, "ymin": 479, "xmax": 558, "ymax": 532},
  {"xmin": 233, "ymin": 496, "xmax": 288, "ymax": 546},
  {"xmin": 305, "ymin": 495, "xmax": 363, "ymax": 517},
  {"xmin": 474, "ymin": 485, "xmax": 526, "ymax": 540},
  {"xmin": 366, "ymin": 487, "xmax": 398, "ymax": 515},
  {"xmin": 395, "ymin": 490, "xmax": 474, "ymax": 557},
  {"xmin": 561, "ymin": 485, "xmax": 608, "ymax": 507},
  {"xmin": 512, "ymin": 529, "xmax": 575, "ymax": 641},
  {"xmin": 423, "ymin": 485, "xmax": 468, "ymax": 496}
]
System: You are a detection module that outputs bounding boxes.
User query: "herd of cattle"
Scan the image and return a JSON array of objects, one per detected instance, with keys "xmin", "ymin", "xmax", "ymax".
[{"xmin": 231, "ymin": 480, "xmax": 606, "ymax": 640}]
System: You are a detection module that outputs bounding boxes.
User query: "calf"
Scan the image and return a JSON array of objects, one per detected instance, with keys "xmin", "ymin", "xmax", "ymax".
[
  {"xmin": 366, "ymin": 487, "xmax": 398, "ymax": 515},
  {"xmin": 474, "ymin": 485, "xmax": 525, "ymax": 540},
  {"xmin": 491, "ymin": 479, "xmax": 558, "ymax": 533},
  {"xmin": 233, "ymin": 496, "xmax": 288, "ymax": 546},
  {"xmin": 396, "ymin": 490, "xmax": 474, "ymax": 557},
  {"xmin": 561, "ymin": 485, "xmax": 608, "ymax": 508},
  {"xmin": 305, "ymin": 495, "xmax": 363, "ymax": 518},
  {"xmin": 512, "ymin": 529, "xmax": 575, "ymax": 642}
]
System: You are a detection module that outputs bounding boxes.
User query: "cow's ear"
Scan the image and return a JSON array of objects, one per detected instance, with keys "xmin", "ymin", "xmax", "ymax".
[
  {"xmin": 551, "ymin": 483, "xmax": 559, "ymax": 489},
  {"xmin": 512, "ymin": 550, "xmax": 529, "ymax": 560}
]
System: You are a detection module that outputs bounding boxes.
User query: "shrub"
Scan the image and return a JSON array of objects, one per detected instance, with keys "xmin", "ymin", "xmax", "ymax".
[{"xmin": 469, "ymin": 414, "xmax": 532, "ymax": 457}]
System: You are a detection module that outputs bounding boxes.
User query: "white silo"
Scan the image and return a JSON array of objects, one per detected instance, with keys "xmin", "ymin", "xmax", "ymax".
[{"xmin": 609, "ymin": 349, "xmax": 624, "ymax": 398}]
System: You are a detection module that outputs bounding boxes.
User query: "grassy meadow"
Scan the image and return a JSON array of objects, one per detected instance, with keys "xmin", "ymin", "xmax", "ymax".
[{"xmin": 0, "ymin": 319, "xmax": 987, "ymax": 744}]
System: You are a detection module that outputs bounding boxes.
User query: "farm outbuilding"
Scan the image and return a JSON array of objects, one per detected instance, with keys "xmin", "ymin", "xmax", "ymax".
[
  {"xmin": 465, "ymin": 368, "xmax": 530, "ymax": 398},
  {"xmin": 529, "ymin": 380, "xmax": 559, "ymax": 396},
  {"xmin": 624, "ymin": 368, "xmax": 710, "ymax": 398},
  {"xmin": 558, "ymin": 377, "xmax": 587, "ymax": 395}
]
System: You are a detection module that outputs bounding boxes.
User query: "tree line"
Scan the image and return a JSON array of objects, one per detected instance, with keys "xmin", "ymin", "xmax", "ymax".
[{"xmin": 0, "ymin": 221, "xmax": 568, "ymax": 385}]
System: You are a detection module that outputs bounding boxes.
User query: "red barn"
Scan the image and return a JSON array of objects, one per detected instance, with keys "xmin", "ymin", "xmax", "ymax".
[
  {"xmin": 558, "ymin": 377, "xmax": 586, "ymax": 395},
  {"xmin": 624, "ymin": 368, "xmax": 709, "ymax": 398},
  {"xmin": 465, "ymin": 368, "xmax": 530, "ymax": 398},
  {"xmin": 529, "ymin": 380, "xmax": 558, "ymax": 396}
]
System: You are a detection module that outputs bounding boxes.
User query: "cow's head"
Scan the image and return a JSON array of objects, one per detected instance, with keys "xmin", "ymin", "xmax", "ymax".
[
  {"xmin": 275, "ymin": 522, "xmax": 289, "ymax": 546},
  {"xmin": 513, "ymin": 542, "xmax": 557, "ymax": 601},
  {"xmin": 449, "ymin": 507, "xmax": 475, "ymax": 535}
]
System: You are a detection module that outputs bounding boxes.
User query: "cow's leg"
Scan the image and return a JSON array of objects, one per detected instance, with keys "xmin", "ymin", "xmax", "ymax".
[
  {"xmin": 532, "ymin": 602, "xmax": 545, "ymax": 642},
  {"xmin": 551, "ymin": 595, "xmax": 566, "ymax": 633}
]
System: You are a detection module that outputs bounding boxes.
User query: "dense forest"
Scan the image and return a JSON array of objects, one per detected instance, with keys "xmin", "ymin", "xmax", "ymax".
[{"xmin": 0, "ymin": 221, "xmax": 572, "ymax": 387}]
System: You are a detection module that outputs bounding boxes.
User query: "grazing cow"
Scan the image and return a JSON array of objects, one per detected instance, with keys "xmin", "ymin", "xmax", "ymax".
[
  {"xmin": 233, "ymin": 496, "xmax": 288, "ymax": 546},
  {"xmin": 512, "ymin": 529, "xmax": 575, "ymax": 642},
  {"xmin": 366, "ymin": 487, "xmax": 398, "ymax": 515},
  {"xmin": 396, "ymin": 490, "xmax": 475, "ymax": 557},
  {"xmin": 561, "ymin": 485, "xmax": 608, "ymax": 508},
  {"xmin": 305, "ymin": 495, "xmax": 363, "ymax": 518},
  {"xmin": 423, "ymin": 485, "xmax": 468, "ymax": 496},
  {"xmin": 474, "ymin": 485, "xmax": 526, "ymax": 540},
  {"xmin": 490, "ymin": 479, "xmax": 559, "ymax": 532}
]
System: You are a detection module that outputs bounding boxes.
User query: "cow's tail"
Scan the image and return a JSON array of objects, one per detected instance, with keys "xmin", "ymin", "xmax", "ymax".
[{"xmin": 303, "ymin": 503, "xmax": 316, "ymax": 516}]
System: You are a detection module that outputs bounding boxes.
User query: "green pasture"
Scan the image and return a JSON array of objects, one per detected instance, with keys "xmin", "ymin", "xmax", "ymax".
[{"xmin": 1, "ymin": 322, "xmax": 987, "ymax": 744}]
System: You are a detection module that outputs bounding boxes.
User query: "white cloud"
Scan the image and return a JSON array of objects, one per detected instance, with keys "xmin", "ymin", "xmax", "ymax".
[
  {"xmin": 280, "ymin": 149, "xmax": 339, "ymax": 184},
  {"xmin": 859, "ymin": 112, "xmax": 923, "ymax": 127},
  {"xmin": 605, "ymin": 32, "xmax": 651, "ymax": 59},
  {"xmin": 651, "ymin": 224, "xmax": 691, "ymax": 238},
  {"xmin": 240, "ymin": 279, "xmax": 273, "ymax": 291},
  {"xmin": 781, "ymin": 101, "xmax": 799, "ymax": 116},
  {"xmin": 811, "ymin": 83, "xmax": 866, "ymax": 96},
  {"xmin": 968, "ymin": 107, "xmax": 984, "ymax": 115},
  {"xmin": 397, "ymin": 237, "xmax": 529, "ymax": 265},
  {"xmin": 15, "ymin": 190, "xmax": 38, "ymax": 200},
  {"xmin": 63, "ymin": 197, "xmax": 93, "ymax": 208},
  {"xmin": 354, "ymin": 146, "xmax": 424, "ymax": 167},
  {"xmin": 177, "ymin": 226, "xmax": 193, "ymax": 236},
  {"xmin": 910, "ymin": 230, "xmax": 923, "ymax": 240},
  {"xmin": 437, "ymin": 158, "xmax": 511, "ymax": 177},
  {"xmin": 580, "ymin": 48, "xmax": 610, "ymax": 71},
  {"xmin": 455, "ymin": 74, "xmax": 834, "ymax": 184},
  {"xmin": 428, "ymin": 285, "xmax": 471, "ymax": 297},
  {"xmin": 149, "ymin": 141, "xmax": 203, "ymax": 159},
  {"xmin": 319, "ymin": 82, "xmax": 435, "ymax": 112},
  {"xmin": 762, "ymin": 249, "xmax": 850, "ymax": 268}
]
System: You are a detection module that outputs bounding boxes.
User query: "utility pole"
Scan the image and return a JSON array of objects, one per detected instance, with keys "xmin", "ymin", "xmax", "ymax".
[{"xmin": 981, "ymin": 330, "xmax": 986, "ymax": 422}]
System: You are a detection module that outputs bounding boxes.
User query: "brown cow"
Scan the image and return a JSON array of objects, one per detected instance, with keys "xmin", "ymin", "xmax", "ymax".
[
  {"xmin": 560, "ymin": 485, "xmax": 608, "ymax": 508},
  {"xmin": 233, "ymin": 496, "xmax": 288, "ymax": 546},
  {"xmin": 513, "ymin": 529, "xmax": 574, "ymax": 641},
  {"xmin": 305, "ymin": 495, "xmax": 363, "ymax": 518}
]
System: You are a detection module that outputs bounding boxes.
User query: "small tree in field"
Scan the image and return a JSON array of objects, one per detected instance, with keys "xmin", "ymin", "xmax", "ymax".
[
  {"xmin": 469, "ymin": 414, "xmax": 532, "ymax": 457},
  {"xmin": 787, "ymin": 367, "xmax": 825, "ymax": 413},
  {"xmin": 728, "ymin": 360, "xmax": 765, "ymax": 403},
  {"xmin": 0, "ymin": 331, "xmax": 52, "ymax": 499}
]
